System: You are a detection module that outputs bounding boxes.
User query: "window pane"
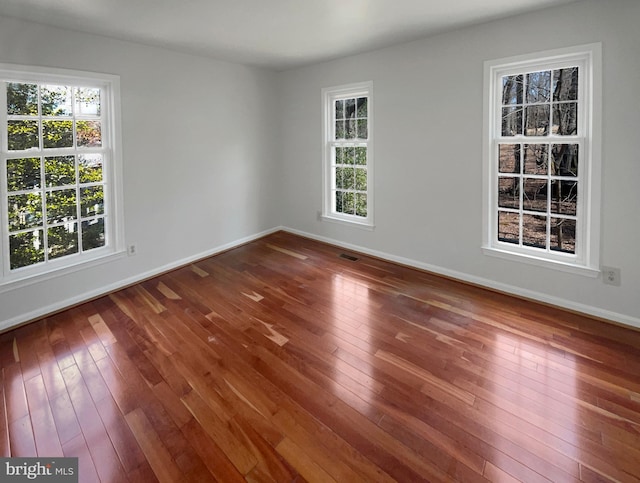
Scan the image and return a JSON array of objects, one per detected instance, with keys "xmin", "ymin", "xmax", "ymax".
[
  {"xmin": 498, "ymin": 211, "xmax": 519, "ymax": 244},
  {"xmin": 523, "ymin": 178, "xmax": 547, "ymax": 212},
  {"xmin": 553, "ymin": 68, "xmax": 578, "ymax": 102},
  {"xmin": 343, "ymin": 147, "xmax": 355, "ymax": 165},
  {"xmin": 8, "ymin": 120, "xmax": 39, "ymax": 150},
  {"xmin": 342, "ymin": 192, "xmax": 355, "ymax": 214},
  {"xmin": 524, "ymin": 105, "xmax": 549, "ymax": 136},
  {"xmin": 75, "ymin": 87, "xmax": 101, "ymax": 116},
  {"xmin": 335, "ymin": 191, "xmax": 343, "ymax": 213},
  {"xmin": 47, "ymin": 189, "xmax": 77, "ymax": 223},
  {"xmin": 551, "ymin": 218, "xmax": 576, "ymax": 254},
  {"xmin": 79, "ymin": 154, "xmax": 103, "ymax": 183},
  {"xmin": 335, "ymin": 121, "xmax": 345, "ymax": 140},
  {"xmin": 526, "ymin": 71, "xmax": 551, "ymax": 103},
  {"xmin": 43, "ymin": 120, "xmax": 73, "ymax": 148},
  {"xmin": 10, "ymin": 230, "xmax": 45, "ymax": 269},
  {"xmin": 335, "ymin": 167, "xmax": 344, "ymax": 189},
  {"xmin": 7, "ymin": 83, "xmax": 38, "ymax": 115},
  {"xmin": 41, "ymin": 85, "xmax": 72, "ymax": 116},
  {"xmin": 522, "ymin": 214, "xmax": 547, "ymax": 249},
  {"xmin": 80, "ymin": 186, "xmax": 104, "ymax": 217},
  {"xmin": 357, "ymin": 97, "xmax": 367, "ymax": 118},
  {"xmin": 82, "ymin": 218, "xmax": 105, "ymax": 251},
  {"xmin": 498, "ymin": 178, "xmax": 519, "ymax": 209},
  {"xmin": 7, "ymin": 157, "xmax": 41, "ymax": 192},
  {"xmin": 45, "ymin": 156, "xmax": 76, "ymax": 187},
  {"xmin": 355, "ymin": 147, "xmax": 366, "ymax": 165},
  {"xmin": 551, "ymin": 144, "xmax": 578, "ymax": 177},
  {"xmin": 552, "ymin": 102, "xmax": 577, "ymax": 135},
  {"xmin": 48, "ymin": 223, "xmax": 79, "ymax": 260},
  {"xmin": 335, "ymin": 147, "xmax": 343, "ymax": 164},
  {"xmin": 357, "ymin": 119, "xmax": 368, "ymax": 139},
  {"xmin": 77, "ymin": 120, "xmax": 102, "ymax": 147},
  {"xmin": 345, "ymin": 119, "xmax": 356, "ymax": 139},
  {"xmin": 355, "ymin": 193, "xmax": 367, "ymax": 217},
  {"xmin": 8, "ymin": 193, "xmax": 42, "ymax": 231},
  {"xmin": 551, "ymin": 180, "xmax": 577, "ymax": 216},
  {"xmin": 523, "ymin": 144, "xmax": 548, "ymax": 175},
  {"xmin": 501, "ymin": 107, "xmax": 522, "ymax": 136},
  {"xmin": 343, "ymin": 168, "xmax": 355, "ymax": 190},
  {"xmin": 502, "ymin": 75, "xmax": 523, "ymax": 105},
  {"xmin": 345, "ymin": 98, "xmax": 356, "ymax": 119},
  {"xmin": 355, "ymin": 168, "xmax": 367, "ymax": 191},
  {"xmin": 498, "ymin": 144, "xmax": 520, "ymax": 174}
]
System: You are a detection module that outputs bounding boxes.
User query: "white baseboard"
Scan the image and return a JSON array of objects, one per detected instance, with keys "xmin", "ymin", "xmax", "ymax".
[{"xmin": 282, "ymin": 226, "xmax": 640, "ymax": 330}]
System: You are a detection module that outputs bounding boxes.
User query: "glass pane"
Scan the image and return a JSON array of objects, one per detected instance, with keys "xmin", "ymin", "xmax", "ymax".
[
  {"xmin": 552, "ymin": 102, "xmax": 577, "ymax": 135},
  {"xmin": 345, "ymin": 98, "xmax": 356, "ymax": 119},
  {"xmin": 498, "ymin": 211, "xmax": 519, "ymax": 244},
  {"xmin": 41, "ymin": 85, "xmax": 72, "ymax": 116},
  {"xmin": 45, "ymin": 156, "xmax": 76, "ymax": 187},
  {"xmin": 7, "ymin": 83, "xmax": 38, "ymax": 115},
  {"xmin": 501, "ymin": 107, "xmax": 522, "ymax": 136},
  {"xmin": 345, "ymin": 119, "xmax": 356, "ymax": 139},
  {"xmin": 502, "ymin": 75, "xmax": 523, "ymax": 105},
  {"xmin": 355, "ymin": 168, "xmax": 367, "ymax": 191},
  {"xmin": 75, "ymin": 87, "xmax": 101, "ymax": 116},
  {"xmin": 8, "ymin": 193, "xmax": 42, "ymax": 231},
  {"xmin": 82, "ymin": 218, "xmax": 105, "ymax": 251},
  {"xmin": 498, "ymin": 144, "xmax": 520, "ymax": 174},
  {"xmin": 79, "ymin": 154, "xmax": 103, "ymax": 183},
  {"xmin": 335, "ymin": 121, "xmax": 345, "ymax": 140},
  {"xmin": 357, "ymin": 119, "xmax": 368, "ymax": 139},
  {"xmin": 357, "ymin": 97, "xmax": 367, "ymax": 118},
  {"xmin": 355, "ymin": 147, "xmax": 367, "ymax": 165},
  {"xmin": 48, "ymin": 223, "xmax": 79, "ymax": 260},
  {"xmin": 356, "ymin": 193, "xmax": 367, "ymax": 217},
  {"xmin": 343, "ymin": 192, "xmax": 355, "ymax": 214},
  {"xmin": 47, "ymin": 189, "xmax": 77, "ymax": 223},
  {"xmin": 335, "ymin": 167, "xmax": 344, "ymax": 189},
  {"xmin": 343, "ymin": 147, "xmax": 355, "ymax": 165},
  {"xmin": 7, "ymin": 157, "xmax": 41, "ymax": 192},
  {"xmin": 77, "ymin": 121, "xmax": 102, "ymax": 147},
  {"xmin": 524, "ymin": 105, "xmax": 550, "ymax": 136},
  {"xmin": 43, "ymin": 120, "xmax": 73, "ymax": 148},
  {"xmin": 551, "ymin": 180, "xmax": 577, "ymax": 216},
  {"xmin": 523, "ymin": 178, "xmax": 547, "ymax": 212},
  {"xmin": 526, "ymin": 71, "xmax": 551, "ymax": 103},
  {"xmin": 498, "ymin": 177, "xmax": 519, "ymax": 209},
  {"xmin": 335, "ymin": 191, "xmax": 343, "ymax": 213},
  {"xmin": 335, "ymin": 147, "xmax": 343, "ymax": 164},
  {"xmin": 551, "ymin": 218, "xmax": 576, "ymax": 254},
  {"xmin": 81, "ymin": 186, "xmax": 104, "ymax": 217},
  {"xmin": 343, "ymin": 168, "xmax": 355, "ymax": 190},
  {"xmin": 522, "ymin": 214, "xmax": 547, "ymax": 249},
  {"xmin": 553, "ymin": 68, "xmax": 578, "ymax": 102},
  {"xmin": 8, "ymin": 120, "xmax": 39, "ymax": 150},
  {"xmin": 10, "ymin": 230, "xmax": 45, "ymax": 270},
  {"xmin": 551, "ymin": 144, "xmax": 578, "ymax": 177},
  {"xmin": 335, "ymin": 99, "xmax": 344, "ymax": 120},
  {"xmin": 523, "ymin": 144, "xmax": 548, "ymax": 175}
]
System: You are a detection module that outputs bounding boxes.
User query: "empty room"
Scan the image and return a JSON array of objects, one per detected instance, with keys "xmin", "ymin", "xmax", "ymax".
[{"xmin": 0, "ymin": 0, "xmax": 639, "ymax": 481}]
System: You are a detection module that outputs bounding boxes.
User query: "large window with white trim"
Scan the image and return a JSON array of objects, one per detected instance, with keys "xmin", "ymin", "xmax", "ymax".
[
  {"xmin": 322, "ymin": 82, "xmax": 373, "ymax": 227},
  {"xmin": 483, "ymin": 45, "xmax": 601, "ymax": 274},
  {"xmin": 0, "ymin": 64, "xmax": 123, "ymax": 285}
]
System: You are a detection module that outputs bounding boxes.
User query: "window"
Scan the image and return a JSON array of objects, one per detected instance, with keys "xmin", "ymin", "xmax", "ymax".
[
  {"xmin": 483, "ymin": 45, "xmax": 601, "ymax": 275},
  {"xmin": 322, "ymin": 82, "xmax": 373, "ymax": 227},
  {"xmin": 0, "ymin": 64, "xmax": 124, "ymax": 286}
]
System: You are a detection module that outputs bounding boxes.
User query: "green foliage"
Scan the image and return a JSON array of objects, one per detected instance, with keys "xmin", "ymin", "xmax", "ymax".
[
  {"xmin": 45, "ymin": 156, "xmax": 76, "ymax": 187},
  {"xmin": 7, "ymin": 83, "xmax": 38, "ymax": 115},
  {"xmin": 7, "ymin": 158, "xmax": 41, "ymax": 192},
  {"xmin": 8, "ymin": 120, "xmax": 39, "ymax": 150},
  {"xmin": 9, "ymin": 231, "xmax": 45, "ymax": 269}
]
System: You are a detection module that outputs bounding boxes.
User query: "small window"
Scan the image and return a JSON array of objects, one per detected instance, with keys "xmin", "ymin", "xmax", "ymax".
[
  {"xmin": 483, "ymin": 45, "xmax": 601, "ymax": 275},
  {"xmin": 322, "ymin": 82, "xmax": 373, "ymax": 227},
  {"xmin": 0, "ymin": 64, "xmax": 124, "ymax": 286}
]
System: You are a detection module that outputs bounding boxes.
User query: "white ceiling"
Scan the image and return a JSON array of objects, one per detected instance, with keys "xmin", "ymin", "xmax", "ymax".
[{"xmin": 0, "ymin": 0, "xmax": 581, "ymax": 71}]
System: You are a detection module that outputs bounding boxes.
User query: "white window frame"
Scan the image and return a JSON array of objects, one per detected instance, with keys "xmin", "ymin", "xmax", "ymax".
[
  {"xmin": 322, "ymin": 81, "xmax": 374, "ymax": 228},
  {"xmin": 482, "ymin": 44, "xmax": 602, "ymax": 276},
  {"xmin": 0, "ymin": 63, "xmax": 125, "ymax": 291}
]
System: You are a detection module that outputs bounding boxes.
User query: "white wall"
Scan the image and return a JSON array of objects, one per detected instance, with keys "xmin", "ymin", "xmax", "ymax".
[
  {"xmin": 278, "ymin": 0, "xmax": 640, "ymax": 327},
  {"xmin": 0, "ymin": 16, "xmax": 281, "ymax": 329}
]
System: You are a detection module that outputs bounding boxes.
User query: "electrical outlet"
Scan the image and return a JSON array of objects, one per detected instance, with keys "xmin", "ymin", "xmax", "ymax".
[
  {"xmin": 128, "ymin": 244, "xmax": 137, "ymax": 256},
  {"xmin": 602, "ymin": 266, "xmax": 621, "ymax": 286}
]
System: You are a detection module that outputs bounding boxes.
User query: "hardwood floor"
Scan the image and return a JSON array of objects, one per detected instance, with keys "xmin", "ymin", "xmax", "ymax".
[{"xmin": 1, "ymin": 230, "xmax": 640, "ymax": 482}]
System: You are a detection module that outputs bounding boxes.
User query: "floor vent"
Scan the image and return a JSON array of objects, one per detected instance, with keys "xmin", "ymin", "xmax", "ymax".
[{"xmin": 339, "ymin": 253, "xmax": 360, "ymax": 262}]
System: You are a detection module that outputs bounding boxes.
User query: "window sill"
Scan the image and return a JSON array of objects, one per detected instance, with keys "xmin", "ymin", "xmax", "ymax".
[
  {"xmin": 320, "ymin": 214, "xmax": 375, "ymax": 231},
  {"xmin": 482, "ymin": 246, "xmax": 599, "ymax": 278}
]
